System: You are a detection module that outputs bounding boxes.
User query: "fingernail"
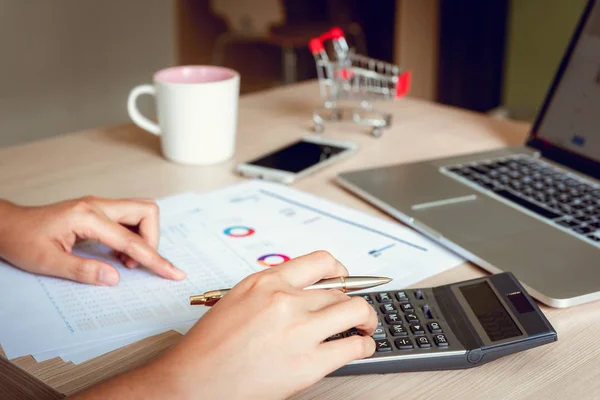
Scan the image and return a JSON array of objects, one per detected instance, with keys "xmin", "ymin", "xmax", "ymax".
[
  {"xmin": 99, "ymin": 267, "xmax": 119, "ymax": 286},
  {"xmin": 171, "ymin": 264, "xmax": 186, "ymax": 280}
]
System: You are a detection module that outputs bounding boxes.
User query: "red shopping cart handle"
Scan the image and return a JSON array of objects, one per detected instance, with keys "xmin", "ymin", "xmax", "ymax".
[
  {"xmin": 396, "ymin": 71, "xmax": 411, "ymax": 98},
  {"xmin": 309, "ymin": 26, "xmax": 345, "ymax": 54}
]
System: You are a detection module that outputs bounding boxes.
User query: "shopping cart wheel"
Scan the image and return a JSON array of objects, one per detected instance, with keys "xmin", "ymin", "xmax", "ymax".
[
  {"xmin": 371, "ymin": 128, "xmax": 383, "ymax": 138},
  {"xmin": 330, "ymin": 109, "xmax": 342, "ymax": 121},
  {"xmin": 313, "ymin": 124, "xmax": 324, "ymax": 133}
]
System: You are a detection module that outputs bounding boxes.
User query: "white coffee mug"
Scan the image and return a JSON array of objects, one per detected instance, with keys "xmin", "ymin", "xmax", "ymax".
[{"xmin": 127, "ymin": 65, "xmax": 240, "ymax": 165}]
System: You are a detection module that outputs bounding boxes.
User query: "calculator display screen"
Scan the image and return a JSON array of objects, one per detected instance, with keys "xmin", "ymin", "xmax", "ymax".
[{"xmin": 460, "ymin": 282, "xmax": 522, "ymax": 341}]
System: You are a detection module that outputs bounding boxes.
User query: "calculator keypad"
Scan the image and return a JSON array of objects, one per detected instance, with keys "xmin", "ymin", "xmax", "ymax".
[{"xmin": 326, "ymin": 287, "xmax": 460, "ymax": 359}]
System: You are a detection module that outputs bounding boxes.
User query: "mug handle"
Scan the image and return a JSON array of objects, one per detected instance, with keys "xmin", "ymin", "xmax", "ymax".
[{"xmin": 127, "ymin": 84, "xmax": 161, "ymax": 135}]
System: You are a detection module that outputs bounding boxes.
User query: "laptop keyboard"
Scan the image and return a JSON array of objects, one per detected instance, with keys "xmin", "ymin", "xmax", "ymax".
[{"xmin": 442, "ymin": 155, "xmax": 600, "ymax": 247}]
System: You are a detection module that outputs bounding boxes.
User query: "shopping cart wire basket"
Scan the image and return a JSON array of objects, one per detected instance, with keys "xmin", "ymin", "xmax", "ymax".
[{"xmin": 309, "ymin": 27, "xmax": 411, "ymax": 137}]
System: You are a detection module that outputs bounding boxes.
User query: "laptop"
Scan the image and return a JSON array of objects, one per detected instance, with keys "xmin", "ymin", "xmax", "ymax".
[{"xmin": 337, "ymin": 0, "xmax": 600, "ymax": 308}]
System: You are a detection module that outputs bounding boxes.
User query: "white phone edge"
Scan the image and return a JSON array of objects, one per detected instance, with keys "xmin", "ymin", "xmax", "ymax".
[{"xmin": 235, "ymin": 135, "xmax": 359, "ymax": 185}]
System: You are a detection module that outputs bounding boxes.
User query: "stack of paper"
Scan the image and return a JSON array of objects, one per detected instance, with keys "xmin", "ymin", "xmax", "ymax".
[{"xmin": 0, "ymin": 181, "xmax": 464, "ymax": 364}]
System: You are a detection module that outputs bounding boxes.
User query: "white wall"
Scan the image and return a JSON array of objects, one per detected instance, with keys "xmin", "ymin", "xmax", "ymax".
[{"xmin": 0, "ymin": 0, "xmax": 175, "ymax": 147}]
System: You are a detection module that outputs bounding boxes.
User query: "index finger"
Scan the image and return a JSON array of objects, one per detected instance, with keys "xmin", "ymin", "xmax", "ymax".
[
  {"xmin": 78, "ymin": 212, "xmax": 186, "ymax": 280},
  {"xmin": 272, "ymin": 251, "xmax": 348, "ymax": 289},
  {"xmin": 89, "ymin": 198, "xmax": 160, "ymax": 249}
]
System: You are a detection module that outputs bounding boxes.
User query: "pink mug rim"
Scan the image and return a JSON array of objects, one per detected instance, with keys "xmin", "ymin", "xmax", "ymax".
[{"xmin": 153, "ymin": 65, "xmax": 239, "ymax": 85}]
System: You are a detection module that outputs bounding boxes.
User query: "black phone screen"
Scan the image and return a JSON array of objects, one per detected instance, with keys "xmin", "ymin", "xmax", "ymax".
[{"xmin": 247, "ymin": 140, "xmax": 349, "ymax": 173}]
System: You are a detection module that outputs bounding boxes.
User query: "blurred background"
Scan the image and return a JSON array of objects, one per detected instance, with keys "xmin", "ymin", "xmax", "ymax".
[{"xmin": 0, "ymin": 0, "xmax": 588, "ymax": 147}]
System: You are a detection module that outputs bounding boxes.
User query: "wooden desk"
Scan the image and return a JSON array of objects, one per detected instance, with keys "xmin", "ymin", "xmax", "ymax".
[{"xmin": 1, "ymin": 82, "xmax": 599, "ymax": 399}]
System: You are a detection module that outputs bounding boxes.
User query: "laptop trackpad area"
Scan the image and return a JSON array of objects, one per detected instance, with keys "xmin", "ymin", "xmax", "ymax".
[
  {"xmin": 412, "ymin": 195, "xmax": 600, "ymax": 300},
  {"xmin": 412, "ymin": 197, "xmax": 541, "ymax": 243}
]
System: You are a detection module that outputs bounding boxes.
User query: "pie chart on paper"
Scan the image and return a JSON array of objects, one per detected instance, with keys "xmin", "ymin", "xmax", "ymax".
[
  {"xmin": 257, "ymin": 253, "xmax": 290, "ymax": 267},
  {"xmin": 223, "ymin": 226, "xmax": 255, "ymax": 237}
]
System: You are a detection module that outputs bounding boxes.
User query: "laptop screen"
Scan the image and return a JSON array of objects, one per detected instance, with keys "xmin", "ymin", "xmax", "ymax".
[{"xmin": 528, "ymin": 0, "xmax": 600, "ymax": 178}]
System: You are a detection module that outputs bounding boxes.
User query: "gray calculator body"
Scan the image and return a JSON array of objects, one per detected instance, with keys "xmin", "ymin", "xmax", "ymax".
[{"xmin": 330, "ymin": 272, "xmax": 557, "ymax": 376}]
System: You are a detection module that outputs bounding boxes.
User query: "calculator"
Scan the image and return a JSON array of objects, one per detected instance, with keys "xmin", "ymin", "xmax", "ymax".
[{"xmin": 328, "ymin": 272, "xmax": 557, "ymax": 375}]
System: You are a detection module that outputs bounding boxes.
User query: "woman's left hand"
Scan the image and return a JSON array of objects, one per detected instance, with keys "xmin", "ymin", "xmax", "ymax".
[{"xmin": 0, "ymin": 196, "xmax": 185, "ymax": 285}]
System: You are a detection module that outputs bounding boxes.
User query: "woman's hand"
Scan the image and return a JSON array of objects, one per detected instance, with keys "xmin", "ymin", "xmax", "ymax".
[
  {"xmin": 162, "ymin": 251, "xmax": 377, "ymax": 399},
  {"xmin": 74, "ymin": 251, "xmax": 377, "ymax": 400},
  {"xmin": 0, "ymin": 197, "xmax": 185, "ymax": 285}
]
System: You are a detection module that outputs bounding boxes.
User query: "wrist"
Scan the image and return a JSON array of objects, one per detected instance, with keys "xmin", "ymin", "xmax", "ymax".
[
  {"xmin": 0, "ymin": 200, "xmax": 18, "ymax": 249},
  {"xmin": 0, "ymin": 199, "xmax": 15, "ymax": 215},
  {"xmin": 71, "ymin": 356, "xmax": 195, "ymax": 400},
  {"xmin": 143, "ymin": 356, "xmax": 193, "ymax": 399},
  {"xmin": 152, "ymin": 347, "xmax": 221, "ymax": 399}
]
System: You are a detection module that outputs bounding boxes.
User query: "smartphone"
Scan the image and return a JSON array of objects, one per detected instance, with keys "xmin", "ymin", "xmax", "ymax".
[{"xmin": 235, "ymin": 136, "xmax": 358, "ymax": 184}]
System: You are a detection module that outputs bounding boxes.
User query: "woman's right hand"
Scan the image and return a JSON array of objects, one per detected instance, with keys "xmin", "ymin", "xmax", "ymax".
[
  {"xmin": 166, "ymin": 250, "xmax": 378, "ymax": 399},
  {"xmin": 73, "ymin": 251, "xmax": 377, "ymax": 400}
]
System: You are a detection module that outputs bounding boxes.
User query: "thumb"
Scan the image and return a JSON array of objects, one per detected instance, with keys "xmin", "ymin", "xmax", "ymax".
[{"xmin": 59, "ymin": 253, "xmax": 121, "ymax": 286}]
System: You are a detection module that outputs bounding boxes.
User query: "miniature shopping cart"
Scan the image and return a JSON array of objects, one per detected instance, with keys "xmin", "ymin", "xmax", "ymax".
[{"xmin": 309, "ymin": 27, "xmax": 411, "ymax": 137}]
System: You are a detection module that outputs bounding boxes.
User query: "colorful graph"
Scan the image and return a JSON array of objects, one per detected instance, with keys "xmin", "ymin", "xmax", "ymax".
[
  {"xmin": 223, "ymin": 226, "xmax": 255, "ymax": 238},
  {"xmin": 257, "ymin": 253, "xmax": 290, "ymax": 267}
]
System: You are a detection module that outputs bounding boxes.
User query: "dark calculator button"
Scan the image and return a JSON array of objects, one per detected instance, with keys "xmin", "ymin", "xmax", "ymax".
[
  {"xmin": 427, "ymin": 322, "xmax": 443, "ymax": 334},
  {"xmin": 400, "ymin": 303, "xmax": 414, "ymax": 312},
  {"xmin": 414, "ymin": 289, "xmax": 425, "ymax": 300},
  {"xmin": 395, "ymin": 338, "xmax": 414, "ymax": 350},
  {"xmin": 405, "ymin": 313, "xmax": 419, "ymax": 323},
  {"xmin": 376, "ymin": 292, "xmax": 392, "ymax": 303},
  {"xmin": 410, "ymin": 324, "xmax": 425, "ymax": 335},
  {"xmin": 325, "ymin": 333, "xmax": 344, "ymax": 342},
  {"xmin": 389, "ymin": 324, "xmax": 408, "ymax": 337},
  {"xmin": 375, "ymin": 339, "xmax": 393, "ymax": 352},
  {"xmin": 372, "ymin": 327, "xmax": 386, "ymax": 340},
  {"xmin": 416, "ymin": 336, "xmax": 432, "ymax": 348},
  {"xmin": 422, "ymin": 304, "xmax": 434, "ymax": 319},
  {"xmin": 346, "ymin": 328, "xmax": 361, "ymax": 337},
  {"xmin": 385, "ymin": 314, "xmax": 402, "ymax": 324},
  {"xmin": 434, "ymin": 334, "xmax": 449, "ymax": 347},
  {"xmin": 395, "ymin": 291, "xmax": 409, "ymax": 302},
  {"xmin": 360, "ymin": 294, "xmax": 374, "ymax": 304},
  {"xmin": 380, "ymin": 303, "xmax": 398, "ymax": 314}
]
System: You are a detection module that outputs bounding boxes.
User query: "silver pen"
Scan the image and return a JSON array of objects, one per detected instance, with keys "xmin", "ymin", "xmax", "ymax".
[{"xmin": 189, "ymin": 275, "xmax": 392, "ymax": 306}]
